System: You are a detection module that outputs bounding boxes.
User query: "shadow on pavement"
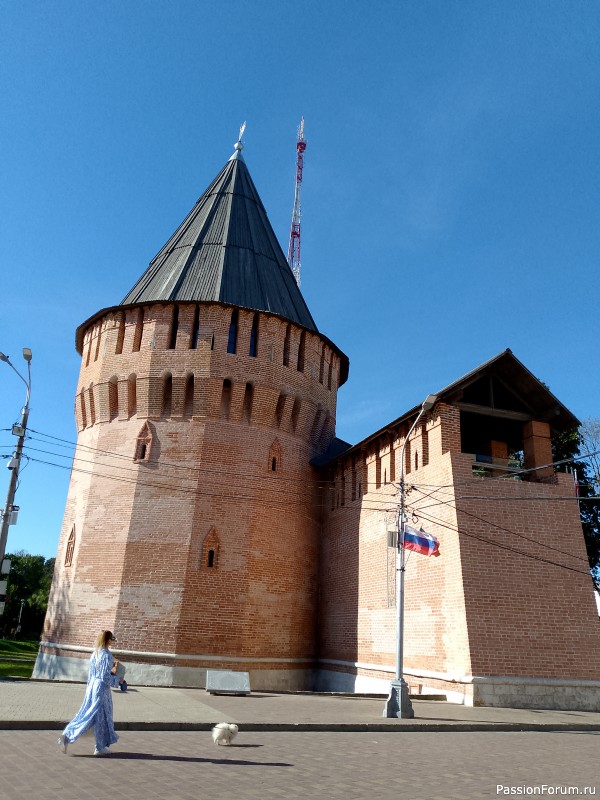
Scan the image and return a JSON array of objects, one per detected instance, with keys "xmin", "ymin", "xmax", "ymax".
[{"xmin": 74, "ymin": 751, "xmax": 292, "ymax": 766}]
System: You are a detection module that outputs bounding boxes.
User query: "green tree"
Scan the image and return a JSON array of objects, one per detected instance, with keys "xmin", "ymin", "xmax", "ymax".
[
  {"xmin": 553, "ymin": 424, "xmax": 600, "ymax": 590},
  {"xmin": 1, "ymin": 551, "xmax": 55, "ymax": 639}
]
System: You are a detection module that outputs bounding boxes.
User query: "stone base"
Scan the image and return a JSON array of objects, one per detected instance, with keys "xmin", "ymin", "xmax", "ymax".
[
  {"xmin": 315, "ymin": 666, "xmax": 600, "ymax": 711},
  {"xmin": 467, "ymin": 676, "xmax": 600, "ymax": 711},
  {"xmin": 315, "ymin": 668, "xmax": 391, "ymax": 694},
  {"xmin": 32, "ymin": 650, "xmax": 313, "ymax": 692}
]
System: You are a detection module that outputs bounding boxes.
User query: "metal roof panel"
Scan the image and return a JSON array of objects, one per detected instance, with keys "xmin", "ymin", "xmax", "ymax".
[{"xmin": 120, "ymin": 151, "xmax": 317, "ymax": 332}]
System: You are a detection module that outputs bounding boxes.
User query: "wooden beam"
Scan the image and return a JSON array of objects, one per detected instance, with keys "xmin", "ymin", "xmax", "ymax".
[{"xmin": 456, "ymin": 402, "xmax": 532, "ymax": 422}]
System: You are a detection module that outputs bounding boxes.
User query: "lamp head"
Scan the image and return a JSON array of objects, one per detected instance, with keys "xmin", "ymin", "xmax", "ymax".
[
  {"xmin": 22, "ymin": 348, "xmax": 32, "ymax": 362},
  {"xmin": 0, "ymin": 352, "xmax": 8, "ymax": 363},
  {"xmin": 421, "ymin": 394, "xmax": 439, "ymax": 412}
]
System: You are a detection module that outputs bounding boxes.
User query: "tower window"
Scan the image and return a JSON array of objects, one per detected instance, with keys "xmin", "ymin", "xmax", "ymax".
[
  {"xmin": 190, "ymin": 305, "xmax": 200, "ymax": 349},
  {"xmin": 115, "ymin": 312, "xmax": 125, "ymax": 355},
  {"xmin": 290, "ymin": 397, "xmax": 301, "ymax": 433},
  {"xmin": 221, "ymin": 379, "xmax": 232, "ymax": 419},
  {"xmin": 85, "ymin": 332, "xmax": 92, "ymax": 367},
  {"xmin": 168, "ymin": 305, "xmax": 179, "ymax": 350},
  {"xmin": 65, "ymin": 526, "xmax": 75, "ymax": 567},
  {"xmin": 161, "ymin": 373, "xmax": 172, "ymax": 418},
  {"xmin": 227, "ymin": 310, "xmax": 238, "ymax": 354},
  {"xmin": 184, "ymin": 374, "xmax": 194, "ymax": 418},
  {"xmin": 94, "ymin": 324, "xmax": 102, "ymax": 362},
  {"xmin": 297, "ymin": 331, "xmax": 306, "ymax": 372},
  {"xmin": 268, "ymin": 439, "xmax": 282, "ymax": 473},
  {"xmin": 421, "ymin": 422, "xmax": 429, "ymax": 467},
  {"xmin": 249, "ymin": 314, "xmax": 259, "ymax": 357},
  {"xmin": 79, "ymin": 390, "xmax": 87, "ymax": 429},
  {"xmin": 283, "ymin": 325, "xmax": 291, "ymax": 366},
  {"xmin": 134, "ymin": 422, "xmax": 153, "ymax": 463},
  {"xmin": 132, "ymin": 308, "xmax": 144, "ymax": 352},
  {"xmin": 310, "ymin": 407, "xmax": 323, "ymax": 444},
  {"xmin": 243, "ymin": 382, "xmax": 253, "ymax": 423},
  {"xmin": 202, "ymin": 527, "xmax": 220, "ymax": 570},
  {"xmin": 108, "ymin": 377, "xmax": 118, "ymax": 421},
  {"xmin": 88, "ymin": 385, "xmax": 96, "ymax": 426},
  {"xmin": 275, "ymin": 393, "xmax": 286, "ymax": 427},
  {"xmin": 127, "ymin": 374, "xmax": 137, "ymax": 417}
]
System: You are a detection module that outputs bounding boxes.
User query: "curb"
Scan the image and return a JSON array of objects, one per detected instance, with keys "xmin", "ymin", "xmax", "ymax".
[{"xmin": 2, "ymin": 720, "xmax": 600, "ymax": 733}]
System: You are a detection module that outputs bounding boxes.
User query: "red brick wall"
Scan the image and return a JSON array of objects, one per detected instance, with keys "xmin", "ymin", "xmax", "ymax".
[
  {"xmin": 43, "ymin": 302, "xmax": 342, "ymax": 679},
  {"xmin": 318, "ymin": 402, "xmax": 600, "ymax": 689}
]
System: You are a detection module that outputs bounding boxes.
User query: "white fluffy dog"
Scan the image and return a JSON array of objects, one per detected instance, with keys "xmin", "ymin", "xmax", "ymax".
[{"xmin": 211, "ymin": 722, "xmax": 239, "ymax": 746}]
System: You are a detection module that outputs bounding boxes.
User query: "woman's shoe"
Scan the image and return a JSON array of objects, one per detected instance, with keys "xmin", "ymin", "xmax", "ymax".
[
  {"xmin": 120, "ymin": 680, "xmax": 128, "ymax": 692},
  {"xmin": 57, "ymin": 735, "xmax": 68, "ymax": 754},
  {"xmin": 93, "ymin": 747, "xmax": 110, "ymax": 756}
]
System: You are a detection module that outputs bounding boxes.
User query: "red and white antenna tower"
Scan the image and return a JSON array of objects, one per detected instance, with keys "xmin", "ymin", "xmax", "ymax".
[{"xmin": 287, "ymin": 117, "xmax": 307, "ymax": 287}]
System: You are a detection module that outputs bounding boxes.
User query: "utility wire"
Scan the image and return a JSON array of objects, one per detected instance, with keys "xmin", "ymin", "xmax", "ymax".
[
  {"xmin": 410, "ymin": 507, "xmax": 592, "ymax": 578},
  {"xmin": 20, "ymin": 452, "xmax": 596, "ymax": 579},
  {"xmin": 26, "ymin": 428, "xmax": 337, "ymax": 489},
  {"xmin": 409, "ymin": 485, "xmax": 590, "ymax": 565},
  {"xmin": 19, "ymin": 427, "xmax": 600, "ymax": 494},
  {"xmin": 24, "ymin": 455, "xmax": 323, "ymax": 520}
]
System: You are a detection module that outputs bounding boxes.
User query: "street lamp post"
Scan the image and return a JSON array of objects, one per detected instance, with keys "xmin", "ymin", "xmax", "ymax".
[
  {"xmin": 0, "ymin": 348, "xmax": 32, "ymax": 567},
  {"xmin": 384, "ymin": 393, "xmax": 438, "ymax": 718}
]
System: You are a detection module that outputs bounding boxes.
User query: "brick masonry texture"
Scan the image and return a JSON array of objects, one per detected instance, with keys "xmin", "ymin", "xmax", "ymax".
[
  {"xmin": 37, "ymin": 300, "xmax": 600, "ymax": 708},
  {"xmin": 318, "ymin": 402, "xmax": 600, "ymax": 701},
  {"xmin": 41, "ymin": 303, "xmax": 341, "ymax": 684}
]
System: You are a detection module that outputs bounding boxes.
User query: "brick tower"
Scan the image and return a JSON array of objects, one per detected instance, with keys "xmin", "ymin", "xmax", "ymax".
[
  {"xmin": 35, "ymin": 137, "xmax": 349, "ymax": 689},
  {"xmin": 317, "ymin": 351, "xmax": 600, "ymax": 710}
]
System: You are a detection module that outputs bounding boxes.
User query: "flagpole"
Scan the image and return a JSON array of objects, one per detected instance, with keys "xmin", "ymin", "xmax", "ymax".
[{"xmin": 384, "ymin": 393, "xmax": 438, "ymax": 718}]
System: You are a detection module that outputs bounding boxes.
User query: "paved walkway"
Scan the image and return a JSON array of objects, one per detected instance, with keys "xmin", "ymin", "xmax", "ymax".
[
  {"xmin": 1, "ymin": 679, "xmax": 600, "ymax": 731},
  {"xmin": 4, "ymin": 729, "xmax": 599, "ymax": 800}
]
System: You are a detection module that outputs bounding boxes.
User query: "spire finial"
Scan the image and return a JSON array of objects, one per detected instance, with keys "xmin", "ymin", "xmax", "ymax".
[{"xmin": 234, "ymin": 121, "xmax": 247, "ymax": 152}]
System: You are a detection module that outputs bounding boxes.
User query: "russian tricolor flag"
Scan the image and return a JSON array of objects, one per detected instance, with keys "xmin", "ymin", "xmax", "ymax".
[{"xmin": 402, "ymin": 525, "xmax": 441, "ymax": 557}]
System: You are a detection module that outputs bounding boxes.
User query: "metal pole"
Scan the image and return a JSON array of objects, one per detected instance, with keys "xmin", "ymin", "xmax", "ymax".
[
  {"xmin": 0, "ymin": 352, "xmax": 32, "ymax": 566},
  {"xmin": 384, "ymin": 394, "xmax": 437, "ymax": 718}
]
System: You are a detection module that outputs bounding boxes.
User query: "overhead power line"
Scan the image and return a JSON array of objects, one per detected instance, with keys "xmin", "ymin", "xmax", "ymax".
[{"xmin": 20, "ymin": 451, "xmax": 596, "ymax": 580}]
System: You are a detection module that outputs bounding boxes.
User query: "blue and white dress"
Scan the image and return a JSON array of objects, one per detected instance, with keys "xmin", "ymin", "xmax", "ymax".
[{"xmin": 62, "ymin": 648, "xmax": 119, "ymax": 750}]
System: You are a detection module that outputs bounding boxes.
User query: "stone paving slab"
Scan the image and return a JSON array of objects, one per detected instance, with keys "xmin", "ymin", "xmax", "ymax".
[
  {"xmin": 1, "ymin": 679, "xmax": 600, "ymax": 732},
  {"xmin": 1, "ymin": 729, "xmax": 598, "ymax": 800}
]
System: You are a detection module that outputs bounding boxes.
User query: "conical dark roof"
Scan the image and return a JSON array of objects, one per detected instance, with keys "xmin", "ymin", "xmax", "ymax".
[{"xmin": 121, "ymin": 148, "xmax": 317, "ymax": 332}]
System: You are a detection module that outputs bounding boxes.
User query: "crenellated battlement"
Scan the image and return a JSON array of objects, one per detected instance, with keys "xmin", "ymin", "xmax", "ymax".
[{"xmin": 74, "ymin": 303, "xmax": 343, "ymax": 453}]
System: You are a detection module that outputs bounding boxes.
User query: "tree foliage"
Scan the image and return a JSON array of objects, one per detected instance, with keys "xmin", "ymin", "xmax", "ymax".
[
  {"xmin": 553, "ymin": 421, "xmax": 600, "ymax": 590},
  {"xmin": 1, "ymin": 551, "xmax": 55, "ymax": 638}
]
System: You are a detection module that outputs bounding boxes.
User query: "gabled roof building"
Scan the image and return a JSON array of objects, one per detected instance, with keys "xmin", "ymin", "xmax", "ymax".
[{"xmin": 35, "ymin": 141, "xmax": 600, "ymax": 711}]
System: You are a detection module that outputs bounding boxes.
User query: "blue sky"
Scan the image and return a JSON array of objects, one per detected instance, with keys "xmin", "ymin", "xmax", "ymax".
[{"xmin": 1, "ymin": 1, "xmax": 599, "ymax": 559}]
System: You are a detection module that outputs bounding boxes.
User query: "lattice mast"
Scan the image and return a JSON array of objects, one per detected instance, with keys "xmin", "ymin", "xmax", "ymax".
[{"xmin": 287, "ymin": 117, "xmax": 307, "ymax": 287}]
